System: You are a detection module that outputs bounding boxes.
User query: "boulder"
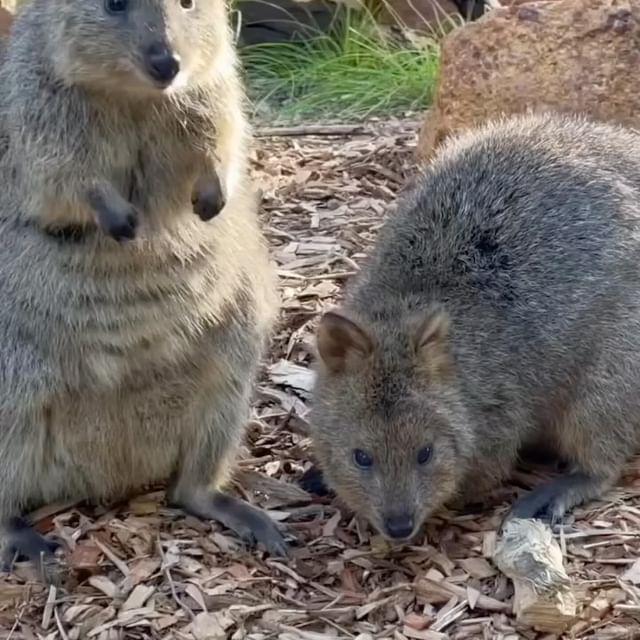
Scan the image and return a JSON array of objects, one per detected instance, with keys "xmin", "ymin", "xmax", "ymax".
[
  {"xmin": 417, "ymin": 0, "xmax": 640, "ymax": 162},
  {"xmin": 0, "ymin": 5, "xmax": 11, "ymax": 36}
]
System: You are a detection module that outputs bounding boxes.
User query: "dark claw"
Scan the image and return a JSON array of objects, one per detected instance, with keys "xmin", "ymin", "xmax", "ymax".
[
  {"xmin": 506, "ymin": 485, "xmax": 559, "ymax": 522},
  {"xmin": 175, "ymin": 489, "xmax": 289, "ymax": 557},
  {"xmin": 256, "ymin": 529, "xmax": 289, "ymax": 558},
  {"xmin": 550, "ymin": 510, "xmax": 564, "ymax": 528},
  {"xmin": 232, "ymin": 511, "xmax": 289, "ymax": 558},
  {"xmin": 1, "ymin": 517, "xmax": 60, "ymax": 573},
  {"xmin": 228, "ymin": 521, "xmax": 288, "ymax": 557},
  {"xmin": 300, "ymin": 466, "xmax": 333, "ymax": 497}
]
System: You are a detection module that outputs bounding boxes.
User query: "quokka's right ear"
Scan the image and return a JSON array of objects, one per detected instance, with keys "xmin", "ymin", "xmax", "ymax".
[
  {"xmin": 411, "ymin": 307, "xmax": 450, "ymax": 383},
  {"xmin": 316, "ymin": 311, "xmax": 373, "ymax": 373}
]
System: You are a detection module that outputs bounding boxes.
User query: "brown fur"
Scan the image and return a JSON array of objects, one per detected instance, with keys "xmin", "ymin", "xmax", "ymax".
[
  {"xmin": 310, "ymin": 112, "xmax": 640, "ymax": 542},
  {"xmin": 0, "ymin": 0, "xmax": 286, "ymax": 573}
]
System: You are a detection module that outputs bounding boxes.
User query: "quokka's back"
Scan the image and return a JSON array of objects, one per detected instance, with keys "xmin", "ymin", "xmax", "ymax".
[{"xmin": 309, "ymin": 111, "xmax": 640, "ymax": 543}]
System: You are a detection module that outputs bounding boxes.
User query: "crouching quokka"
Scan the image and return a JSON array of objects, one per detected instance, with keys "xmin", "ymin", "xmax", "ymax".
[{"xmin": 308, "ymin": 112, "xmax": 640, "ymax": 542}]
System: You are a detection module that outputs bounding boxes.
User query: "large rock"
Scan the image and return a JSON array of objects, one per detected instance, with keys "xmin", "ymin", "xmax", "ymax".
[
  {"xmin": 0, "ymin": 5, "xmax": 11, "ymax": 36},
  {"xmin": 417, "ymin": 0, "xmax": 640, "ymax": 162}
]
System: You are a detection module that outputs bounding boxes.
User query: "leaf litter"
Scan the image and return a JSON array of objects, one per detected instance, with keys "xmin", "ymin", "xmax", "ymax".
[{"xmin": 1, "ymin": 116, "xmax": 640, "ymax": 639}]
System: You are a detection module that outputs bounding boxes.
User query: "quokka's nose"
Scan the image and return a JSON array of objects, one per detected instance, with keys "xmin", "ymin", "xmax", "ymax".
[
  {"xmin": 384, "ymin": 513, "xmax": 415, "ymax": 540},
  {"xmin": 145, "ymin": 43, "xmax": 180, "ymax": 85}
]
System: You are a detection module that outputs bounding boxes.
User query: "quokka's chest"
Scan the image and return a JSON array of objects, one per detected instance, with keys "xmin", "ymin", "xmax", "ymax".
[{"xmin": 98, "ymin": 116, "xmax": 208, "ymax": 215}]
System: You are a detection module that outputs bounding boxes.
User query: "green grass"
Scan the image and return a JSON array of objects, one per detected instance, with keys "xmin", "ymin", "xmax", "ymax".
[{"xmin": 240, "ymin": 8, "xmax": 442, "ymax": 124}]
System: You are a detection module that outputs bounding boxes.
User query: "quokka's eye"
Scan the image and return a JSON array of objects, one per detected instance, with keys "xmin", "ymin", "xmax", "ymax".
[
  {"xmin": 417, "ymin": 446, "xmax": 433, "ymax": 465},
  {"xmin": 105, "ymin": 0, "xmax": 128, "ymax": 14},
  {"xmin": 353, "ymin": 448, "xmax": 373, "ymax": 469},
  {"xmin": 180, "ymin": 0, "xmax": 195, "ymax": 9}
]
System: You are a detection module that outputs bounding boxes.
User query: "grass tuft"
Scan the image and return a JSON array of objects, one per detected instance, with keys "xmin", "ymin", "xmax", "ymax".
[{"xmin": 240, "ymin": 7, "xmax": 442, "ymax": 124}]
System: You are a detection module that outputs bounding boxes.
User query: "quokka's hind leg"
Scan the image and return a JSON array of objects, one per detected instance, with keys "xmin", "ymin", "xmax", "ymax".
[
  {"xmin": 167, "ymin": 378, "xmax": 288, "ymax": 556},
  {"xmin": 171, "ymin": 486, "xmax": 288, "ymax": 556},
  {"xmin": 503, "ymin": 471, "xmax": 611, "ymax": 527},
  {"xmin": 503, "ymin": 369, "xmax": 639, "ymax": 530}
]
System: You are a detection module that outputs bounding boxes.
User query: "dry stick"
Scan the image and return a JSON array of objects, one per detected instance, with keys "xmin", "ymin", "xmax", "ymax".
[
  {"xmin": 256, "ymin": 124, "xmax": 369, "ymax": 138},
  {"xmin": 6, "ymin": 603, "xmax": 25, "ymax": 640},
  {"xmin": 156, "ymin": 538, "xmax": 195, "ymax": 621},
  {"xmin": 53, "ymin": 607, "xmax": 71, "ymax": 640},
  {"xmin": 91, "ymin": 537, "xmax": 129, "ymax": 576},
  {"xmin": 41, "ymin": 585, "xmax": 56, "ymax": 630},
  {"xmin": 414, "ymin": 578, "xmax": 509, "ymax": 613}
]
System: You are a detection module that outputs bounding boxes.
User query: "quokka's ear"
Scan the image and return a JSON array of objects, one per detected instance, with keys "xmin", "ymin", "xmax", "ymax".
[
  {"xmin": 411, "ymin": 308, "xmax": 450, "ymax": 382},
  {"xmin": 317, "ymin": 311, "xmax": 374, "ymax": 374}
]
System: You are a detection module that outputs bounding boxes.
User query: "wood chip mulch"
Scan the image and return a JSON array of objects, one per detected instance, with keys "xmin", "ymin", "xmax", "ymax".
[{"xmin": 2, "ymin": 117, "xmax": 640, "ymax": 640}]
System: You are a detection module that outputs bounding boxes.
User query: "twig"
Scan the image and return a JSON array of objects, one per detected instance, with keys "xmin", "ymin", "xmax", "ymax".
[
  {"xmin": 432, "ymin": 601, "xmax": 469, "ymax": 632},
  {"xmin": 54, "ymin": 607, "xmax": 70, "ymax": 640},
  {"xmin": 304, "ymin": 271, "xmax": 357, "ymax": 282},
  {"xmin": 256, "ymin": 124, "xmax": 368, "ymax": 138},
  {"xmin": 557, "ymin": 528, "xmax": 640, "ymax": 540},
  {"xmin": 41, "ymin": 585, "xmax": 56, "ymax": 630},
  {"xmin": 6, "ymin": 603, "xmax": 25, "ymax": 640},
  {"xmin": 156, "ymin": 538, "xmax": 195, "ymax": 621},
  {"xmin": 91, "ymin": 537, "xmax": 129, "ymax": 576},
  {"xmin": 415, "ymin": 578, "xmax": 510, "ymax": 612}
]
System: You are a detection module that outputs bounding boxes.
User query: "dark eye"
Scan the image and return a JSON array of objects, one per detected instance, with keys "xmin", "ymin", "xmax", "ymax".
[
  {"xmin": 105, "ymin": 0, "xmax": 128, "ymax": 14},
  {"xmin": 353, "ymin": 449, "xmax": 373, "ymax": 469},
  {"xmin": 417, "ymin": 446, "xmax": 433, "ymax": 465},
  {"xmin": 180, "ymin": 0, "xmax": 194, "ymax": 8}
]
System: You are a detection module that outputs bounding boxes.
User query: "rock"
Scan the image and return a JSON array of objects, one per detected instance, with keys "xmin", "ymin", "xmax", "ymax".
[
  {"xmin": 417, "ymin": 0, "xmax": 639, "ymax": 162},
  {"xmin": 0, "ymin": 5, "xmax": 11, "ymax": 36}
]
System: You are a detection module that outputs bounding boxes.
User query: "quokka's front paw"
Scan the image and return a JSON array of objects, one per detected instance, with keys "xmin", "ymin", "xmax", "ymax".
[
  {"xmin": 87, "ymin": 183, "xmax": 140, "ymax": 242},
  {"xmin": 102, "ymin": 202, "xmax": 139, "ymax": 241}
]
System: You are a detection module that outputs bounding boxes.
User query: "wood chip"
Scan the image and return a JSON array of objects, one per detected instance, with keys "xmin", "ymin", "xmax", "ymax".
[{"xmin": 493, "ymin": 518, "xmax": 577, "ymax": 633}]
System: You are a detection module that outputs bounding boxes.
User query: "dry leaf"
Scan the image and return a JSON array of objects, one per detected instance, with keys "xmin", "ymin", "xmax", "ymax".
[
  {"xmin": 189, "ymin": 611, "xmax": 235, "ymax": 640},
  {"xmin": 622, "ymin": 559, "xmax": 640, "ymax": 585},
  {"xmin": 267, "ymin": 359, "xmax": 316, "ymax": 395}
]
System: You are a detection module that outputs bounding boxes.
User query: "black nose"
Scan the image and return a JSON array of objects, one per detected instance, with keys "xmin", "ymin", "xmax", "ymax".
[
  {"xmin": 145, "ymin": 44, "xmax": 180, "ymax": 85},
  {"xmin": 384, "ymin": 514, "xmax": 414, "ymax": 540}
]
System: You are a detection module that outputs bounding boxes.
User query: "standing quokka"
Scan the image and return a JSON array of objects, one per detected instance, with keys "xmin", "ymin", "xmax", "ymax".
[
  {"xmin": 308, "ymin": 112, "xmax": 640, "ymax": 542},
  {"xmin": 4, "ymin": 0, "xmax": 227, "ymax": 242},
  {"xmin": 0, "ymin": 0, "xmax": 287, "ymax": 571}
]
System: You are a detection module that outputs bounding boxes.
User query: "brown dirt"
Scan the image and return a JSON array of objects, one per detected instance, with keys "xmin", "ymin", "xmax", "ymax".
[{"xmin": 2, "ymin": 118, "xmax": 640, "ymax": 640}]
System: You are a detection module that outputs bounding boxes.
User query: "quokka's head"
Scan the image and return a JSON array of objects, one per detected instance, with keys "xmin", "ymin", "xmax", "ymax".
[
  {"xmin": 309, "ymin": 306, "xmax": 475, "ymax": 542},
  {"xmin": 49, "ymin": 0, "xmax": 230, "ymax": 97}
]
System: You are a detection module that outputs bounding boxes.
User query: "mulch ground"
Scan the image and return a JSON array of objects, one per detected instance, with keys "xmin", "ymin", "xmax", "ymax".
[{"xmin": 2, "ymin": 117, "xmax": 640, "ymax": 640}]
